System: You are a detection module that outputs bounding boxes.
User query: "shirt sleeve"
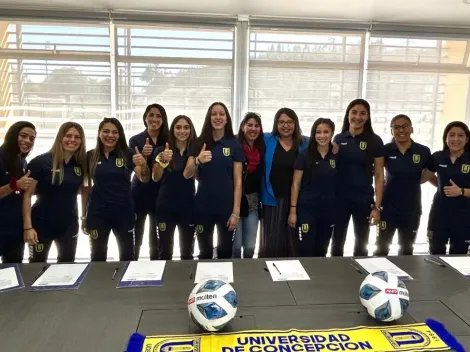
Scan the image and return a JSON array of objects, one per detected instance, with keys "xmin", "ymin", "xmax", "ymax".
[
  {"xmin": 188, "ymin": 140, "xmax": 202, "ymax": 157},
  {"xmin": 127, "ymin": 148, "xmax": 135, "ymax": 169},
  {"xmin": 426, "ymin": 152, "xmax": 438, "ymax": 172},
  {"xmin": 129, "ymin": 135, "xmax": 138, "ymax": 150},
  {"xmin": 293, "ymin": 150, "xmax": 307, "ymax": 170},
  {"xmin": 232, "ymin": 140, "xmax": 245, "ymax": 163},
  {"xmin": 372, "ymin": 135, "xmax": 385, "ymax": 158},
  {"xmin": 28, "ymin": 156, "xmax": 43, "ymax": 180}
]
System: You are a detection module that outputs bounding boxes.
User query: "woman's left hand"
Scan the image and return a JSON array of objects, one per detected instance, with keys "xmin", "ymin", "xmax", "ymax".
[
  {"xmin": 226, "ymin": 214, "xmax": 239, "ymax": 232},
  {"xmin": 369, "ymin": 209, "xmax": 380, "ymax": 226},
  {"xmin": 133, "ymin": 147, "xmax": 147, "ymax": 167},
  {"xmin": 444, "ymin": 179, "xmax": 462, "ymax": 197}
]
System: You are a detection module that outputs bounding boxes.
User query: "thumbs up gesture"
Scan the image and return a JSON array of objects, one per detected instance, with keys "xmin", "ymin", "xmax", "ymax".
[
  {"xmin": 162, "ymin": 143, "xmax": 173, "ymax": 163},
  {"xmin": 198, "ymin": 143, "xmax": 212, "ymax": 164},
  {"xmin": 133, "ymin": 146, "xmax": 147, "ymax": 167},
  {"xmin": 142, "ymin": 138, "xmax": 153, "ymax": 157},
  {"xmin": 444, "ymin": 179, "xmax": 462, "ymax": 197},
  {"xmin": 16, "ymin": 170, "xmax": 33, "ymax": 191}
]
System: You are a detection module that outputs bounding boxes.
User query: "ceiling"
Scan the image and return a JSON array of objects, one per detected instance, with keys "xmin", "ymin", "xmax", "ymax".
[{"xmin": 1, "ymin": 0, "xmax": 470, "ymax": 27}]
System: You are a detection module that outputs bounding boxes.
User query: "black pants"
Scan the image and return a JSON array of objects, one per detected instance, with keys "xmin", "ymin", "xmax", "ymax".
[
  {"xmin": 0, "ymin": 230, "xmax": 24, "ymax": 263},
  {"xmin": 297, "ymin": 207, "xmax": 335, "ymax": 257},
  {"xmin": 134, "ymin": 210, "xmax": 157, "ymax": 260},
  {"xmin": 195, "ymin": 214, "xmax": 234, "ymax": 259},
  {"xmin": 374, "ymin": 214, "xmax": 420, "ymax": 256},
  {"xmin": 87, "ymin": 211, "xmax": 135, "ymax": 261},
  {"xmin": 332, "ymin": 197, "xmax": 372, "ymax": 257},
  {"xmin": 429, "ymin": 219, "xmax": 469, "ymax": 255},
  {"xmin": 156, "ymin": 221, "xmax": 195, "ymax": 260},
  {"xmin": 29, "ymin": 221, "xmax": 79, "ymax": 263}
]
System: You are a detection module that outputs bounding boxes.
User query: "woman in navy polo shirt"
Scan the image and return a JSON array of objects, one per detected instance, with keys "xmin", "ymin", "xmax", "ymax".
[
  {"xmin": 0, "ymin": 121, "xmax": 36, "ymax": 263},
  {"xmin": 23, "ymin": 122, "xmax": 88, "ymax": 263},
  {"xmin": 259, "ymin": 108, "xmax": 308, "ymax": 258},
  {"xmin": 152, "ymin": 115, "xmax": 197, "ymax": 260},
  {"xmin": 332, "ymin": 99, "xmax": 385, "ymax": 257},
  {"xmin": 288, "ymin": 118, "xmax": 337, "ymax": 257},
  {"xmin": 373, "ymin": 114, "xmax": 431, "ymax": 256},
  {"xmin": 422, "ymin": 121, "xmax": 470, "ymax": 255},
  {"xmin": 83, "ymin": 117, "xmax": 150, "ymax": 261},
  {"xmin": 183, "ymin": 102, "xmax": 244, "ymax": 259},
  {"xmin": 129, "ymin": 104, "xmax": 169, "ymax": 260},
  {"xmin": 232, "ymin": 112, "xmax": 265, "ymax": 259}
]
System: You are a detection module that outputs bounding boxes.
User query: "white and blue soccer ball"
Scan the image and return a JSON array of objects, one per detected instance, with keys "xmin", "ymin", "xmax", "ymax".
[
  {"xmin": 359, "ymin": 271, "xmax": 410, "ymax": 322},
  {"xmin": 187, "ymin": 279, "xmax": 238, "ymax": 332}
]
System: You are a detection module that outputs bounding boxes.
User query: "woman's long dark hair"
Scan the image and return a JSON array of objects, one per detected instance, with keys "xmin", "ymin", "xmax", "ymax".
[
  {"xmin": 306, "ymin": 118, "xmax": 335, "ymax": 170},
  {"xmin": 237, "ymin": 112, "xmax": 266, "ymax": 158},
  {"xmin": 168, "ymin": 115, "xmax": 197, "ymax": 170},
  {"xmin": 442, "ymin": 121, "xmax": 470, "ymax": 151},
  {"xmin": 89, "ymin": 118, "xmax": 129, "ymax": 177},
  {"xmin": 143, "ymin": 103, "xmax": 169, "ymax": 145},
  {"xmin": 197, "ymin": 102, "xmax": 234, "ymax": 151},
  {"xmin": 271, "ymin": 107, "xmax": 303, "ymax": 149},
  {"xmin": 0, "ymin": 121, "xmax": 36, "ymax": 178}
]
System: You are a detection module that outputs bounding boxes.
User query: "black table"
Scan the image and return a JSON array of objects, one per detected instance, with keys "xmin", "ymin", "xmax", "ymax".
[{"xmin": 1, "ymin": 256, "xmax": 470, "ymax": 352}]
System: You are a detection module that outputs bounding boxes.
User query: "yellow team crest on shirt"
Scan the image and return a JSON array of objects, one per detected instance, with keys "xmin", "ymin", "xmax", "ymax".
[
  {"xmin": 223, "ymin": 148, "xmax": 230, "ymax": 156},
  {"xmin": 74, "ymin": 167, "xmax": 82, "ymax": 176},
  {"xmin": 462, "ymin": 164, "xmax": 470, "ymax": 174},
  {"xmin": 380, "ymin": 221, "xmax": 387, "ymax": 230},
  {"xmin": 35, "ymin": 243, "xmax": 44, "ymax": 253},
  {"xmin": 329, "ymin": 159, "xmax": 336, "ymax": 168},
  {"xmin": 89, "ymin": 230, "xmax": 99, "ymax": 240},
  {"xmin": 412, "ymin": 154, "xmax": 420, "ymax": 164},
  {"xmin": 359, "ymin": 141, "xmax": 367, "ymax": 150},
  {"xmin": 301, "ymin": 224, "xmax": 309, "ymax": 233},
  {"xmin": 159, "ymin": 223, "xmax": 166, "ymax": 232},
  {"xmin": 116, "ymin": 158, "xmax": 124, "ymax": 167},
  {"xmin": 196, "ymin": 225, "xmax": 204, "ymax": 234}
]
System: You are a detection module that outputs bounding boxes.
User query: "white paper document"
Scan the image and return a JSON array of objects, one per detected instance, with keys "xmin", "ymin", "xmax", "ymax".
[
  {"xmin": 439, "ymin": 257, "xmax": 470, "ymax": 277},
  {"xmin": 121, "ymin": 261, "xmax": 166, "ymax": 282},
  {"xmin": 32, "ymin": 263, "xmax": 88, "ymax": 287},
  {"xmin": 266, "ymin": 260, "xmax": 310, "ymax": 281},
  {"xmin": 0, "ymin": 267, "xmax": 20, "ymax": 291},
  {"xmin": 355, "ymin": 258, "xmax": 413, "ymax": 280},
  {"xmin": 194, "ymin": 262, "xmax": 233, "ymax": 283}
]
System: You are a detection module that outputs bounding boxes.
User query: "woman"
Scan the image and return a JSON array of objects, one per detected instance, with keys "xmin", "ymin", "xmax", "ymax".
[
  {"xmin": 183, "ymin": 102, "xmax": 244, "ymax": 259},
  {"xmin": 288, "ymin": 118, "xmax": 337, "ymax": 257},
  {"xmin": 0, "ymin": 122, "xmax": 36, "ymax": 263},
  {"xmin": 152, "ymin": 115, "xmax": 197, "ymax": 260},
  {"xmin": 23, "ymin": 122, "xmax": 88, "ymax": 263},
  {"xmin": 259, "ymin": 108, "xmax": 308, "ymax": 258},
  {"xmin": 332, "ymin": 99, "xmax": 385, "ymax": 257},
  {"xmin": 232, "ymin": 112, "xmax": 265, "ymax": 259},
  {"xmin": 83, "ymin": 117, "xmax": 150, "ymax": 261},
  {"xmin": 373, "ymin": 114, "xmax": 431, "ymax": 256},
  {"xmin": 421, "ymin": 121, "xmax": 470, "ymax": 255},
  {"xmin": 129, "ymin": 104, "xmax": 169, "ymax": 260}
]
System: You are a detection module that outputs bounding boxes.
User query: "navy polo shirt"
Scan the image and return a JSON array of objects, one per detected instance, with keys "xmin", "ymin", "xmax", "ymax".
[
  {"xmin": 0, "ymin": 150, "xmax": 26, "ymax": 234},
  {"xmin": 192, "ymin": 136, "xmax": 245, "ymax": 216},
  {"xmin": 129, "ymin": 130, "xmax": 165, "ymax": 212},
  {"xmin": 87, "ymin": 148, "xmax": 135, "ymax": 214},
  {"xmin": 427, "ymin": 150, "xmax": 470, "ymax": 218},
  {"xmin": 28, "ymin": 152, "xmax": 83, "ymax": 222},
  {"xmin": 152, "ymin": 146, "xmax": 195, "ymax": 222},
  {"xmin": 334, "ymin": 131, "xmax": 384, "ymax": 198},
  {"xmin": 382, "ymin": 141, "xmax": 431, "ymax": 216},
  {"xmin": 294, "ymin": 149, "xmax": 337, "ymax": 208}
]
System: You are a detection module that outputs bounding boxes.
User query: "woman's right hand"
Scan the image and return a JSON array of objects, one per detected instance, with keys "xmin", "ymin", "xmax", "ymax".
[
  {"xmin": 288, "ymin": 213, "xmax": 297, "ymax": 229},
  {"xmin": 198, "ymin": 143, "xmax": 212, "ymax": 164},
  {"xmin": 16, "ymin": 170, "xmax": 33, "ymax": 191},
  {"xmin": 24, "ymin": 228, "xmax": 38, "ymax": 245}
]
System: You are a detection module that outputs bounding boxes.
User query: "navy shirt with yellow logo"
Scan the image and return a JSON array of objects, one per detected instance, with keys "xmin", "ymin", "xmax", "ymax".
[
  {"xmin": 334, "ymin": 131, "xmax": 384, "ymax": 198},
  {"xmin": 28, "ymin": 152, "xmax": 83, "ymax": 222},
  {"xmin": 87, "ymin": 148, "xmax": 135, "ymax": 213},
  {"xmin": 427, "ymin": 150, "xmax": 470, "ymax": 218},
  {"xmin": 382, "ymin": 141, "xmax": 431, "ymax": 216},
  {"xmin": 192, "ymin": 136, "xmax": 244, "ymax": 216},
  {"xmin": 294, "ymin": 149, "xmax": 338, "ymax": 207}
]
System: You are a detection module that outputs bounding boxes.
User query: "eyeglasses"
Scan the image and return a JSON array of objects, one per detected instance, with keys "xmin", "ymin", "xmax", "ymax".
[
  {"xmin": 278, "ymin": 120, "xmax": 295, "ymax": 127},
  {"xmin": 392, "ymin": 124, "xmax": 412, "ymax": 131}
]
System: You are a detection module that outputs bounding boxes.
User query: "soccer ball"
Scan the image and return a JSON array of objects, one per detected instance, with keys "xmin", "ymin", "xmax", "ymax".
[
  {"xmin": 359, "ymin": 271, "xmax": 410, "ymax": 322},
  {"xmin": 187, "ymin": 279, "xmax": 238, "ymax": 332}
]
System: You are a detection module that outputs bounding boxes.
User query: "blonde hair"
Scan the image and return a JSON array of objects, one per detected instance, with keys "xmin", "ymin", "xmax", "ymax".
[{"xmin": 49, "ymin": 122, "xmax": 88, "ymax": 186}]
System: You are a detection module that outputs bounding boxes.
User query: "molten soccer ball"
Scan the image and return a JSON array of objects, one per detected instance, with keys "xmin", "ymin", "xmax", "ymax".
[
  {"xmin": 359, "ymin": 271, "xmax": 410, "ymax": 322},
  {"xmin": 188, "ymin": 279, "xmax": 238, "ymax": 332}
]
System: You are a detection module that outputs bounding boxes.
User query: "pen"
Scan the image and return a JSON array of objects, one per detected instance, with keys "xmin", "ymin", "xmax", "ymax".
[
  {"xmin": 350, "ymin": 263, "xmax": 363, "ymax": 274},
  {"xmin": 111, "ymin": 267, "xmax": 119, "ymax": 280},
  {"xmin": 272, "ymin": 263, "xmax": 282, "ymax": 275},
  {"xmin": 189, "ymin": 267, "xmax": 194, "ymax": 280},
  {"xmin": 424, "ymin": 257, "xmax": 445, "ymax": 267}
]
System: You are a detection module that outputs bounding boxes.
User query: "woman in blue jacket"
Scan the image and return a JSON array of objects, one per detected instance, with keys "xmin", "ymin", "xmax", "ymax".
[{"xmin": 259, "ymin": 108, "xmax": 308, "ymax": 258}]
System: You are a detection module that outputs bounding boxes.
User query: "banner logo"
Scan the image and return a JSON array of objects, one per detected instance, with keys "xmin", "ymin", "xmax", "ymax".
[
  {"xmin": 35, "ymin": 243, "xmax": 44, "ymax": 253},
  {"xmin": 159, "ymin": 223, "xmax": 166, "ymax": 232},
  {"xmin": 196, "ymin": 225, "xmax": 203, "ymax": 234},
  {"xmin": 301, "ymin": 224, "xmax": 309, "ymax": 233},
  {"xmin": 89, "ymin": 229, "xmax": 99, "ymax": 240},
  {"xmin": 380, "ymin": 221, "xmax": 387, "ymax": 230},
  {"xmin": 382, "ymin": 329, "xmax": 430, "ymax": 349}
]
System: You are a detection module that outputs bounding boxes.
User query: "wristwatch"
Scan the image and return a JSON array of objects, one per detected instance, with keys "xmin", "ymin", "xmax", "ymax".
[
  {"xmin": 156, "ymin": 153, "xmax": 169, "ymax": 168},
  {"xmin": 461, "ymin": 188, "xmax": 465, "ymax": 196}
]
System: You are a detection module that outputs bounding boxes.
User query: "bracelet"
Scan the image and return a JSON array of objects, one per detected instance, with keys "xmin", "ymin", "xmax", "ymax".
[
  {"xmin": 195, "ymin": 156, "xmax": 201, "ymax": 167},
  {"xmin": 231, "ymin": 213, "xmax": 240, "ymax": 219},
  {"xmin": 9, "ymin": 177, "xmax": 18, "ymax": 192},
  {"xmin": 290, "ymin": 205, "xmax": 296, "ymax": 208},
  {"xmin": 461, "ymin": 188, "xmax": 465, "ymax": 196},
  {"xmin": 80, "ymin": 216, "xmax": 87, "ymax": 220},
  {"xmin": 156, "ymin": 153, "xmax": 170, "ymax": 169},
  {"xmin": 23, "ymin": 228, "xmax": 33, "ymax": 232}
]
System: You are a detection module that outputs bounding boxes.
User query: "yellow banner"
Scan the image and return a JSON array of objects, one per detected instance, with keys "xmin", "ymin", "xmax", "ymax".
[{"xmin": 136, "ymin": 324, "xmax": 451, "ymax": 352}]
